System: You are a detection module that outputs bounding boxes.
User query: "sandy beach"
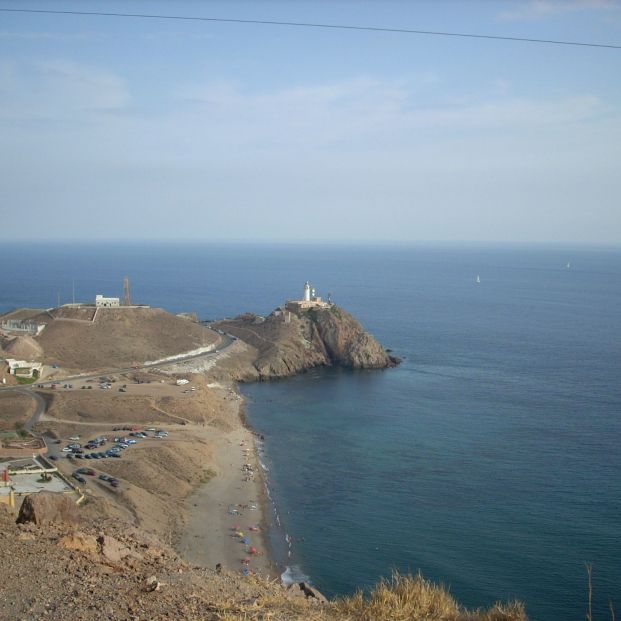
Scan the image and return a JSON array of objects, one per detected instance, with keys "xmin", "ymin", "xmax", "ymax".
[{"xmin": 176, "ymin": 386, "xmax": 276, "ymax": 579}]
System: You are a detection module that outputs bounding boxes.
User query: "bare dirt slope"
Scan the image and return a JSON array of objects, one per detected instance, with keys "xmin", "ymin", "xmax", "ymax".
[
  {"xmin": 0, "ymin": 392, "xmax": 36, "ymax": 429},
  {"xmin": 36, "ymin": 307, "xmax": 218, "ymax": 370},
  {"xmin": 0, "ymin": 308, "xmax": 48, "ymax": 322},
  {"xmin": 1, "ymin": 334, "xmax": 44, "ymax": 359},
  {"xmin": 41, "ymin": 374, "xmax": 226, "ymax": 426}
]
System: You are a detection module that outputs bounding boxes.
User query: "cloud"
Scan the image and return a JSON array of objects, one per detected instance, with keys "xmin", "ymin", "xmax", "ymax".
[
  {"xmin": 172, "ymin": 77, "xmax": 607, "ymax": 152},
  {"xmin": 498, "ymin": 0, "xmax": 619, "ymax": 21},
  {"xmin": 0, "ymin": 59, "xmax": 131, "ymax": 121}
]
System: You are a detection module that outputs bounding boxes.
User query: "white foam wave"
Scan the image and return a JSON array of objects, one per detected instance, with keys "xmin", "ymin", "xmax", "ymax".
[{"xmin": 281, "ymin": 565, "xmax": 311, "ymax": 586}]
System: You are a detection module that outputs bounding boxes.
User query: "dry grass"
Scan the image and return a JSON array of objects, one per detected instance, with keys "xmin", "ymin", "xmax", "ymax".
[
  {"xmin": 210, "ymin": 572, "xmax": 528, "ymax": 621},
  {"xmin": 334, "ymin": 572, "xmax": 527, "ymax": 621}
]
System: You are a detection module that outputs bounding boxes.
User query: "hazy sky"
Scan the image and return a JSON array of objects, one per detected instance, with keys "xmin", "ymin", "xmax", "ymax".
[{"xmin": 1, "ymin": 0, "xmax": 620, "ymax": 244}]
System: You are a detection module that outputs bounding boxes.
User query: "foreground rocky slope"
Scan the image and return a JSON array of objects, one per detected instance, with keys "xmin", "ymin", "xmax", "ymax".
[
  {"xmin": 214, "ymin": 305, "xmax": 400, "ymax": 380},
  {"xmin": 0, "ymin": 494, "xmax": 527, "ymax": 621}
]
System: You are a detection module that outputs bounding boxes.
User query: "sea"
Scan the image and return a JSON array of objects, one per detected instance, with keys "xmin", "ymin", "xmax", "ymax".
[{"xmin": 1, "ymin": 241, "xmax": 619, "ymax": 621}]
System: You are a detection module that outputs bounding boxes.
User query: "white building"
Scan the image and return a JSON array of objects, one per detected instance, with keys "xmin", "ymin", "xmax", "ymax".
[
  {"xmin": 6, "ymin": 359, "xmax": 43, "ymax": 378},
  {"xmin": 286, "ymin": 282, "xmax": 330, "ymax": 312},
  {"xmin": 95, "ymin": 295, "xmax": 120, "ymax": 308}
]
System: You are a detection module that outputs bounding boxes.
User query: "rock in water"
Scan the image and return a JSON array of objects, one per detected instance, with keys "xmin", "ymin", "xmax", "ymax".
[{"xmin": 16, "ymin": 492, "xmax": 80, "ymax": 526}]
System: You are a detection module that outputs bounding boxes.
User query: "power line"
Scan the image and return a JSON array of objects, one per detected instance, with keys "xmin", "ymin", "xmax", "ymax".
[{"xmin": 1, "ymin": 7, "xmax": 620, "ymax": 50}]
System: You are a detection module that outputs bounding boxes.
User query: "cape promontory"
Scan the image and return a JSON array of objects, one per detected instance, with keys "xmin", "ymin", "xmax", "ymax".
[{"xmin": 213, "ymin": 304, "xmax": 400, "ymax": 381}]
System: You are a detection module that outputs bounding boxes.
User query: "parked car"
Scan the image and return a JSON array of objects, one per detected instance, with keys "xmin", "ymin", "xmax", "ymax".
[
  {"xmin": 48, "ymin": 455, "xmax": 58, "ymax": 461},
  {"xmin": 99, "ymin": 474, "xmax": 110, "ymax": 481},
  {"xmin": 72, "ymin": 473, "xmax": 86, "ymax": 483}
]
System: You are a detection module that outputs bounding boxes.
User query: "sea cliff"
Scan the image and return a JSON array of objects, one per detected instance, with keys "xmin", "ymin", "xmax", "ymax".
[{"xmin": 214, "ymin": 305, "xmax": 400, "ymax": 381}]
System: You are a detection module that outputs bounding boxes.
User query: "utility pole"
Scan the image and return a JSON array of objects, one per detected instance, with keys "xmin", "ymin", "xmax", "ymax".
[
  {"xmin": 72, "ymin": 279, "xmax": 75, "ymax": 305},
  {"xmin": 123, "ymin": 277, "xmax": 131, "ymax": 306}
]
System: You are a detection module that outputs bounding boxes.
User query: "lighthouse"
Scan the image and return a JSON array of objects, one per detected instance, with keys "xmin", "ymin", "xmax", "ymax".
[{"xmin": 285, "ymin": 281, "xmax": 330, "ymax": 312}]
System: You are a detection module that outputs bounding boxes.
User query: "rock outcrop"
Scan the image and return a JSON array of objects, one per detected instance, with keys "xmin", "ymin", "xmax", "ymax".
[
  {"xmin": 16, "ymin": 492, "xmax": 80, "ymax": 527},
  {"xmin": 215, "ymin": 305, "xmax": 400, "ymax": 380}
]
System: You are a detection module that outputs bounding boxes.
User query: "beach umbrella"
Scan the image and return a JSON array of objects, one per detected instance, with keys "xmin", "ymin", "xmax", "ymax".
[
  {"xmin": 249, "ymin": 546, "xmax": 258, "ymax": 555},
  {"xmin": 241, "ymin": 537, "xmax": 249, "ymax": 544}
]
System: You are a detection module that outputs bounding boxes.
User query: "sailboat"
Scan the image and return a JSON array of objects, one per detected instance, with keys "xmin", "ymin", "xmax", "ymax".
[
  {"xmin": 476, "ymin": 275, "xmax": 481, "ymax": 284},
  {"xmin": 566, "ymin": 262, "xmax": 571, "ymax": 269}
]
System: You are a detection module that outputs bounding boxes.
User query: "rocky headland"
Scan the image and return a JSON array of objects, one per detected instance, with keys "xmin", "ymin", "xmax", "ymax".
[{"xmin": 214, "ymin": 304, "xmax": 400, "ymax": 381}]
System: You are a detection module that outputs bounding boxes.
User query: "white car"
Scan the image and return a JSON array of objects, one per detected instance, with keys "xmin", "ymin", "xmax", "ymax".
[{"xmin": 69, "ymin": 436, "xmax": 80, "ymax": 441}]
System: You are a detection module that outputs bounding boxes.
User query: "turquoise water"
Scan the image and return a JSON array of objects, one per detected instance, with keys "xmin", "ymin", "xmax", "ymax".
[{"xmin": 1, "ymin": 242, "xmax": 620, "ymax": 620}]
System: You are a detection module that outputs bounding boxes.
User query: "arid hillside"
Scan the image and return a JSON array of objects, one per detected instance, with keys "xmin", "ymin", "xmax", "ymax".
[
  {"xmin": 0, "ymin": 391, "xmax": 36, "ymax": 429},
  {"xmin": 32, "ymin": 307, "xmax": 218, "ymax": 370}
]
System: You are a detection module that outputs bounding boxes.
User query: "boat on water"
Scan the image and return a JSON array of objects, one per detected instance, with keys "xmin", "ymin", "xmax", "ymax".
[
  {"xmin": 476, "ymin": 275, "xmax": 481, "ymax": 284},
  {"xmin": 566, "ymin": 262, "xmax": 571, "ymax": 269}
]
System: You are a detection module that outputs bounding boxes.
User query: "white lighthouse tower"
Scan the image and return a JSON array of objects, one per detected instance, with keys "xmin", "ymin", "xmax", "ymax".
[{"xmin": 285, "ymin": 281, "xmax": 330, "ymax": 312}]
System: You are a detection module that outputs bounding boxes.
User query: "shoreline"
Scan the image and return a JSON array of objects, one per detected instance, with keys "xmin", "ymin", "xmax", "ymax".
[{"xmin": 176, "ymin": 382, "xmax": 278, "ymax": 580}]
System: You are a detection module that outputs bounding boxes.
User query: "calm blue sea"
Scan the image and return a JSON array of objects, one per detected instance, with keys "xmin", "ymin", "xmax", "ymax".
[{"xmin": 1, "ymin": 241, "xmax": 620, "ymax": 621}]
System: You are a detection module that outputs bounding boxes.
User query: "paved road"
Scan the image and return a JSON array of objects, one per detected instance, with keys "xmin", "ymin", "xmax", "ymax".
[
  {"xmin": 0, "ymin": 329, "xmax": 236, "ymax": 430},
  {"xmin": 5, "ymin": 386, "xmax": 47, "ymax": 431}
]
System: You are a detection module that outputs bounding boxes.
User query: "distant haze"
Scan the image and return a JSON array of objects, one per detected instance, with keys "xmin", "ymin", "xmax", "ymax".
[{"xmin": 1, "ymin": 0, "xmax": 620, "ymax": 244}]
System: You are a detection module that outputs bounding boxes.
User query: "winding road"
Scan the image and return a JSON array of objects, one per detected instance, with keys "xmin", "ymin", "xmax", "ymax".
[{"xmin": 0, "ymin": 329, "xmax": 236, "ymax": 431}]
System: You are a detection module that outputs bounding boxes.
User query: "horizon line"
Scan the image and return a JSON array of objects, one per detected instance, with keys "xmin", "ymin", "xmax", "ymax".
[{"xmin": 1, "ymin": 238, "xmax": 620, "ymax": 249}]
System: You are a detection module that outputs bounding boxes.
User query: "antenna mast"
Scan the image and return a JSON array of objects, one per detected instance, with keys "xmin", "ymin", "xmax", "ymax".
[{"xmin": 123, "ymin": 277, "xmax": 131, "ymax": 306}]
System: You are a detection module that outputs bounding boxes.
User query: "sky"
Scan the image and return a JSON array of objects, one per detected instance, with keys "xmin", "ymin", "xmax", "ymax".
[{"xmin": 1, "ymin": 0, "xmax": 620, "ymax": 244}]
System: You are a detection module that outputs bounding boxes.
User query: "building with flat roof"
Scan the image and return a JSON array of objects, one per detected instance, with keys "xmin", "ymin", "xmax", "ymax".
[
  {"xmin": 95, "ymin": 294, "xmax": 120, "ymax": 308},
  {"xmin": 0, "ymin": 456, "xmax": 78, "ymax": 508},
  {"xmin": 5, "ymin": 359, "xmax": 43, "ymax": 378}
]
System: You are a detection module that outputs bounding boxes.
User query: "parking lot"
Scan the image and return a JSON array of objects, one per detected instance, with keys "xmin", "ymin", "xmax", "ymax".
[{"xmin": 49, "ymin": 427, "xmax": 170, "ymax": 491}]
